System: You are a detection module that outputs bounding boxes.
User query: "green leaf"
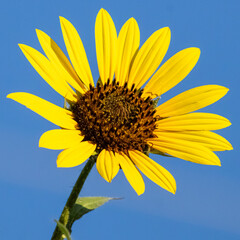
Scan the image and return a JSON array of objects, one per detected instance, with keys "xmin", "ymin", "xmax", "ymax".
[
  {"xmin": 67, "ymin": 197, "xmax": 121, "ymax": 228},
  {"xmin": 54, "ymin": 220, "xmax": 72, "ymax": 240},
  {"xmin": 150, "ymin": 148, "xmax": 173, "ymax": 157}
]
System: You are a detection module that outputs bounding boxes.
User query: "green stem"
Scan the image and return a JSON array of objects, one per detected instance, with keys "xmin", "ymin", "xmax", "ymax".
[{"xmin": 51, "ymin": 155, "xmax": 97, "ymax": 240}]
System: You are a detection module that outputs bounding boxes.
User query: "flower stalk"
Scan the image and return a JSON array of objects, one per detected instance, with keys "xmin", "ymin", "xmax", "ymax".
[{"xmin": 51, "ymin": 155, "xmax": 97, "ymax": 240}]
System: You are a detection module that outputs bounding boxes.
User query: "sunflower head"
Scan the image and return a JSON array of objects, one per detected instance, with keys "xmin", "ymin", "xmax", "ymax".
[
  {"xmin": 7, "ymin": 8, "xmax": 232, "ymax": 195},
  {"xmin": 71, "ymin": 80, "xmax": 157, "ymax": 153}
]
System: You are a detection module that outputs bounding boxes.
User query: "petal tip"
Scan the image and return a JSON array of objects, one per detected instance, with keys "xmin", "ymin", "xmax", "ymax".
[
  {"xmin": 38, "ymin": 137, "xmax": 44, "ymax": 148},
  {"xmin": 165, "ymin": 26, "xmax": 170, "ymax": 31},
  {"xmin": 136, "ymin": 189, "xmax": 145, "ymax": 196},
  {"xmin": 187, "ymin": 47, "xmax": 201, "ymax": 57},
  {"xmin": 97, "ymin": 8, "xmax": 107, "ymax": 17},
  {"xmin": 56, "ymin": 158, "xmax": 68, "ymax": 168},
  {"xmin": 227, "ymin": 119, "xmax": 232, "ymax": 127},
  {"xmin": 56, "ymin": 160, "xmax": 62, "ymax": 168},
  {"xmin": 224, "ymin": 138, "xmax": 233, "ymax": 151},
  {"xmin": 193, "ymin": 47, "xmax": 201, "ymax": 57},
  {"xmin": 35, "ymin": 29, "xmax": 47, "ymax": 42},
  {"xmin": 171, "ymin": 181, "xmax": 177, "ymax": 194},
  {"xmin": 164, "ymin": 27, "xmax": 171, "ymax": 41},
  {"xmin": 6, "ymin": 93, "xmax": 12, "ymax": 99},
  {"xmin": 167, "ymin": 179, "xmax": 177, "ymax": 194},
  {"xmin": 18, "ymin": 44, "xmax": 31, "ymax": 55},
  {"xmin": 18, "ymin": 43, "xmax": 25, "ymax": 50},
  {"xmin": 129, "ymin": 17, "xmax": 137, "ymax": 24},
  {"xmin": 59, "ymin": 16, "xmax": 68, "ymax": 24},
  {"xmin": 35, "ymin": 28, "xmax": 41, "ymax": 34},
  {"xmin": 228, "ymin": 144, "xmax": 233, "ymax": 150},
  {"xmin": 161, "ymin": 26, "xmax": 171, "ymax": 36},
  {"xmin": 218, "ymin": 86, "xmax": 229, "ymax": 96},
  {"xmin": 197, "ymin": 48, "xmax": 201, "ymax": 56},
  {"xmin": 171, "ymin": 189, "xmax": 176, "ymax": 195},
  {"xmin": 57, "ymin": 163, "xmax": 65, "ymax": 168},
  {"xmin": 6, "ymin": 92, "xmax": 19, "ymax": 100},
  {"xmin": 99, "ymin": 8, "xmax": 106, "ymax": 13},
  {"xmin": 59, "ymin": 16, "xmax": 73, "ymax": 29},
  {"xmin": 213, "ymin": 158, "xmax": 221, "ymax": 166},
  {"xmin": 221, "ymin": 85, "xmax": 229, "ymax": 91}
]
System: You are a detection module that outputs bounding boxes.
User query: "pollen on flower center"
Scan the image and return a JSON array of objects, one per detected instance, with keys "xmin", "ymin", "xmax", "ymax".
[{"xmin": 71, "ymin": 80, "xmax": 157, "ymax": 153}]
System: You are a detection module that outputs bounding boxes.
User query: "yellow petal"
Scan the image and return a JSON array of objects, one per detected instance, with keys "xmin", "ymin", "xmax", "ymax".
[
  {"xmin": 156, "ymin": 85, "xmax": 229, "ymax": 117},
  {"xmin": 39, "ymin": 129, "xmax": 84, "ymax": 150},
  {"xmin": 115, "ymin": 18, "xmax": 140, "ymax": 86},
  {"xmin": 115, "ymin": 152, "xmax": 145, "ymax": 195},
  {"xmin": 148, "ymin": 138, "xmax": 221, "ymax": 165},
  {"xmin": 60, "ymin": 17, "xmax": 94, "ymax": 87},
  {"xmin": 156, "ymin": 113, "xmax": 231, "ymax": 131},
  {"xmin": 57, "ymin": 141, "xmax": 96, "ymax": 168},
  {"xmin": 95, "ymin": 8, "xmax": 117, "ymax": 84},
  {"xmin": 96, "ymin": 149, "xmax": 119, "ymax": 182},
  {"xmin": 154, "ymin": 130, "xmax": 233, "ymax": 151},
  {"xmin": 128, "ymin": 27, "xmax": 171, "ymax": 89},
  {"xmin": 7, "ymin": 92, "xmax": 77, "ymax": 129},
  {"xmin": 36, "ymin": 29, "xmax": 86, "ymax": 93},
  {"xmin": 18, "ymin": 44, "xmax": 76, "ymax": 102},
  {"xmin": 143, "ymin": 48, "xmax": 200, "ymax": 98},
  {"xmin": 129, "ymin": 150, "xmax": 176, "ymax": 194}
]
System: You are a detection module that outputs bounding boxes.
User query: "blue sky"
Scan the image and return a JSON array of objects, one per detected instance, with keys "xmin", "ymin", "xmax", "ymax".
[{"xmin": 1, "ymin": 0, "xmax": 240, "ymax": 239}]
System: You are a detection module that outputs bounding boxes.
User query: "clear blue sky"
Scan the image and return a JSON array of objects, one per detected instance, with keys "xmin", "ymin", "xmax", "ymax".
[{"xmin": 1, "ymin": 0, "xmax": 240, "ymax": 239}]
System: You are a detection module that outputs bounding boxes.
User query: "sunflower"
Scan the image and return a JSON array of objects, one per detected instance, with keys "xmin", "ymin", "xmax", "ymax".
[{"xmin": 7, "ymin": 9, "xmax": 232, "ymax": 195}]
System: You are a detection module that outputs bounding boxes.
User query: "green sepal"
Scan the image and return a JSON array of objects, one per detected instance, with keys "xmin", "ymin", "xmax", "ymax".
[
  {"xmin": 54, "ymin": 220, "xmax": 72, "ymax": 240},
  {"xmin": 143, "ymin": 145, "xmax": 150, "ymax": 157},
  {"xmin": 64, "ymin": 97, "xmax": 75, "ymax": 110},
  {"xmin": 97, "ymin": 77, "xmax": 103, "ymax": 86},
  {"xmin": 150, "ymin": 148, "xmax": 173, "ymax": 157},
  {"xmin": 152, "ymin": 97, "xmax": 160, "ymax": 108},
  {"xmin": 64, "ymin": 97, "xmax": 68, "ymax": 109}
]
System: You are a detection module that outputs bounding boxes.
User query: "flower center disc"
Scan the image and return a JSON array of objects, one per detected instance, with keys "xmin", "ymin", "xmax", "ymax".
[{"xmin": 71, "ymin": 80, "xmax": 157, "ymax": 153}]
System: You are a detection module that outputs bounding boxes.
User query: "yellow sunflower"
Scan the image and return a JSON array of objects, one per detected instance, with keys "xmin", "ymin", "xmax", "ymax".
[{"xmin": 7, "ymin": 9, "xmax": 232, "ymax": 195}]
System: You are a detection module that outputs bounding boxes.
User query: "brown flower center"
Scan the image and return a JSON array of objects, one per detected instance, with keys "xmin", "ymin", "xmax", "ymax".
[{"xmin": 71, "ymin": 80, "xmax": 157, "ymax": 153}]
